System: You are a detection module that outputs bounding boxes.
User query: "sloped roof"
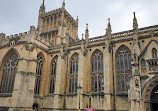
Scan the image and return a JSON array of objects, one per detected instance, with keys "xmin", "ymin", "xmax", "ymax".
[{"xmin": 138, "ymin": 39, "xmax": 158, "ymax": 59}]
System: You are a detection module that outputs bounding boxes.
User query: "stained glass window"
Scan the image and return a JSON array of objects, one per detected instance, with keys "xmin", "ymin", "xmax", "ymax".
[
  {"xmin": 116, "ymin": 45, "xmax": 131, "ymax": 93},
  {"xmin": 50, "ymin": 56, "xmax": 58, "ymax": 94},
  {"xmin": 152, "ymin": 48, "xmax": 157, "ymax": 58},
  {"xmin": 69, "ymin": 53, "xmax": 79, "ymax": 93},
  {"xmin": 0, "ymin": 53, "xmax": 18, "ymax": 93},
  {"xmin": 91, "ymin": 50, "xmax": 104, "ymax": 93}
]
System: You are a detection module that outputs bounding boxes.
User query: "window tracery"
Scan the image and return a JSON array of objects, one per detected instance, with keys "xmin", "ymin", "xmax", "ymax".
[
  {"xmin": 91, "ymin": 50, "xmax": 104, "ymax": 93},
  {"xmin": 69, "ymin": 53, "xmax": 78, "ymax": 93},
  {"xmin": 35, "ymin": 53, "xmax": 43, "ymax": 95},
  {"xmin": 152, "ymin": 48, "xmax": 157, "ymax": 59},
  {"xmin": 116, "ymin": 45, "xmax": 131, "ymax": 93},
  {"xmin": 0, "ymin": 53, "xmax": 18, "ymax": 93},
  {"xmin": 49, "ymin": 56, "xmax": 58, "ymax": 94}
]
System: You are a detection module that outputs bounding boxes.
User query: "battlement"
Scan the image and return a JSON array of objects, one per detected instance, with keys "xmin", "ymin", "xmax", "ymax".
[
  {"xmin": 42, "ymin": 8, "xmax": 62, "ymax": 17},
  {"xmin": 0, "ymin": 32, "xmax": 27, "ymax": 40},
  {"xmin": 0, "ymin": 32, "xmax": 28, "ymax": 40}
]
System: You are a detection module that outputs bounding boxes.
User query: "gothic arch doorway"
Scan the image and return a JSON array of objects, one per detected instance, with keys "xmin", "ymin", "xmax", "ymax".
[
  {"xmin": 150, "ymin": 85, "xmax": 158, "ymax": 111},
  {"xmin": 142, "ymin": 76, "xmax": 158, "ymax": 111}
]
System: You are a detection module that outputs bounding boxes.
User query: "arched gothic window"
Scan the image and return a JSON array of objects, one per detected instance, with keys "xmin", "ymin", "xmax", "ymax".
[
  {"xmin": 116, "ymin": 45, "xmax": 131, "ymax": 93},
  {"xmin": 35, "ymin": 53, "xmax": 44, "ymax": 95},
  {"xmin": 141, "ymin": 58, "xmax": 146, "ymax": 75},
  {"xmin": 152, "ymin": 48, "xmax": 157, "ymax": 59},
  {"xmin": 141, "ymin": 59, "xmax": 146, "ymax": 68},
  {"xmin": 0, "ymin": 53, "xmax": 18, "ymax": 93},
  {"xmin": 91, "ymin": 50, "xmax": 104, "ymax": 93},
  {"xmin": 50, "ymin": 56, "xmax": 58, "ymax": 94},
  {"xmin": 69, "ymin": 53, "xmax": 79, "ymax": 93}
]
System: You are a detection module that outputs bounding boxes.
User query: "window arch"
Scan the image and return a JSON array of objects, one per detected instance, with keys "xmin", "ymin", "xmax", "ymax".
[
  {"xmin": 49, "ymin": 56, "xmax": 58, "ymax": 94},
  {"xmin": 69, "ymin": 53, "xmax": 79, "ymax": 93},
  {"xmin": 141, "ymin": 59, "xmax": 146, "ymax": 68},
  {"xmin": 91, "ymin": 50, "xmax": 104, "ymax": 93},
  {"xmin": 0, "ymin": 52, "xmax": 18, "ymax": 94},
  {"xmin": 35, "ymin": 53, "xmax": 44, "ymax": 95},
  {"xmin": 141, "ymin": 58, "xmax": 147, "ymax": 75},
  {"xmin": 116, "ymin": 45, "xmax": 131, "ymax": 93},
  {"xmin": 152, "ymin": 48, "xmax": 157, "ymax": 59}
]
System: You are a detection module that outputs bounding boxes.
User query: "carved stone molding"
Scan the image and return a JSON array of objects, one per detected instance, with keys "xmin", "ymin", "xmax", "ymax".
[
  {"xmin": 142, "ymin": 76, "xmax": 158, "ymax": 101},
  {"xmin": 24, "ymin": 42, "xmax": 36, "ymax": 51}
]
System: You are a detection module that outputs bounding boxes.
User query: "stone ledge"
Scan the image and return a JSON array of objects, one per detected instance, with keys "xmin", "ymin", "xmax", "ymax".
[
  {"xmin": 91, "ymin": 92, "xmax": 105, "ymax": 96},
  {"xmin": 34, "ymin": 94, "xmax": 44, "ymax": 99},
  {"xmin": 0, "ymin": 93, "xmax": 12, "ymax": 97},
  {"xmin": 116, "ymin": 93, "xmax": 128, "ymax": 96}
]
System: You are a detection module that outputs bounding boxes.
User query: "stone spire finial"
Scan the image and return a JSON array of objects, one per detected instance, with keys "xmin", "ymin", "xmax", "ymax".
[
  {"xmin": 82, "ymin": 33, "xmax": 84, "ymax": 40},
  {"xmin": 133, "ymin": 12, "xmax": 138, "ymax": 32},
  {"xmin": 43, "ymin": 0, "xmax": 45, "ymax": 6},
  {"xmin": 76, "ymin": 16, "xmax": 79, "ymax": 25},
  {"xmin": 39, "ymin": 0, "xmax": 45, "ymax": 14},
  {"xmin": 62, "ymin": 0, "xmax": 65, "ymax": 9},
  {"xmin": 85, "ymin": 23, "xmax": 89, "ymax": 40},
  {"xmin": 106, "ymin": 18, "xmax": 112, "ymax": 39}
]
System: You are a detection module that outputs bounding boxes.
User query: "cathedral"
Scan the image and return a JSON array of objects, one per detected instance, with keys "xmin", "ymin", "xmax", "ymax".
[{"xmin": 0, "ymin": 1, "xmax": 158, "ymax": 111}]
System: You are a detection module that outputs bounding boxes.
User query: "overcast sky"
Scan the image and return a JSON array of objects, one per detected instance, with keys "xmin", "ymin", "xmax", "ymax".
[{"xmin": 0, "ymin": 0, "xmax": 158, "ymax": 38}]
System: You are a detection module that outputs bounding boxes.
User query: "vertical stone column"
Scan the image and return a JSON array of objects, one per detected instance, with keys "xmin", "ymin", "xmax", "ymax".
[
  {"xmin": 53, "ymin": 52, "xmax": 67, "ymax": 110},
  {"xmin": 78, "ymin": 50, "xmax": 87, "ymax": 109},
  {"xmin": 9, "ymin": 27, "xmax": 37, "ymax": 111},
  {"xmin": 103, "ymin": 44, "xmax": 112, "ymax": 110}
]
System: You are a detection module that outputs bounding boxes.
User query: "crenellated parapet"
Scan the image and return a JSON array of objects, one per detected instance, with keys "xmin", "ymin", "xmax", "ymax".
[{"xmin": 0, "ymin": 32, "xmax": 28, "ymax": 47}]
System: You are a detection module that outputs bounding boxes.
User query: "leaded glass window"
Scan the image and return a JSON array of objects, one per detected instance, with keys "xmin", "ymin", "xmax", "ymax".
[
  {"xmin": 35, "ymin": 53, "xmax": 43, "ymax": 95},
  {"xmin": 50, "ymin": 56, "xmax": 58, "ymax": 94},
  {"xmin": 116, "ymin": 45, "xmax": 131, "ymax": 93},
  {"xmin": 0, "ymin": 54, "xmax": 18, "ymax": 93},
  {"xmin": 69, "ymin": 53, "xmax": 79, "ymax": 93},
  {"xmin": 152, "ymin": 48, "xmax": 157, "ymax": 59},
  {"xmin": 91, "ymin": 50, "xmax": 104, "ymax": 93}
]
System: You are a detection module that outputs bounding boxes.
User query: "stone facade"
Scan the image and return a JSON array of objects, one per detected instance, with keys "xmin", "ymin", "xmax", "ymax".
[{"xmin": 0, "ymin": 1, "xmax": 158, "ymax": 111}]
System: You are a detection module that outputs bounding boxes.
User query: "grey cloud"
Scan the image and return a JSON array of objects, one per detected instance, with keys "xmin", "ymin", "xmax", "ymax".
[{"xmin": 0, "ymin": 0, "xmax": 158, "ymax": 39}]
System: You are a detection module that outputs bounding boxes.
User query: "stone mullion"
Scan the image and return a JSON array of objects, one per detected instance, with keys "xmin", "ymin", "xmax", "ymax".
[
  {"xmin": 50, "ymin": 77, "xmax": 53, "ymax": 93},
  {"xmin": 4, "ymin": 67, "xmax": 10, "ymax": 93},
  {"xmin": 97, "ymin": 56, "xmax": 99, "ymax": 92},
  {"xmin": 2, "ymin": 68, "xmax": 6, "ymax": 93},
  {"xmin": 9, "ymin": 67, "xmax": 14, "ymax": 93},
  {"xmin": 3, "ymin": 67, "xmax": 7, "ymax": 93},
  {"xmin": 123, "ymin": 53, "xmax": 127, "ymax": 93},
  {"xmin": 6, "ymin": 65, "xmax": 11, "ymax": 93},
  {"xmin": 0, "ymin": 68, "xmax": 5, "ymax": 93},
  {"xmin": 54, "ymin": 76, "xmax": 56, "ymax": 93},
  {"xmin": 11, "ymin": 67, "xmax": 16, "ymax": 92},
  {"xmin": 74, "ymin": 75, "xmax": 76, "ymax": 92}
]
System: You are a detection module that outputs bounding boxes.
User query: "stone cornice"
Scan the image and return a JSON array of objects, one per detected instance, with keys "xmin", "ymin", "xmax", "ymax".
[
  {"xmin": 0, "ymin": 93, "xmax": 12, "ymax": 97},
  {"xmin": 18, "ymin": 58, "xmax": 37, "ymax": 62}
]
